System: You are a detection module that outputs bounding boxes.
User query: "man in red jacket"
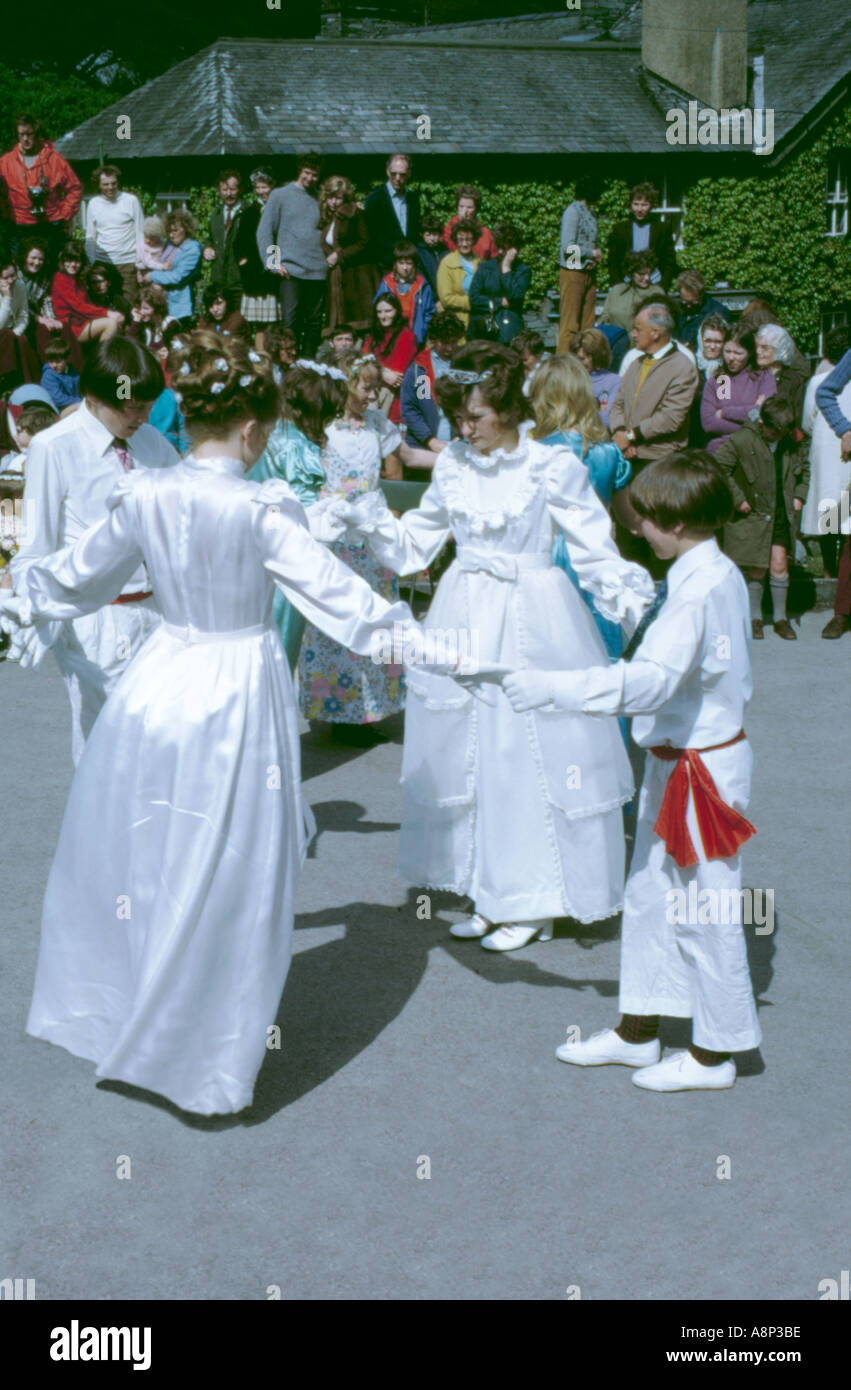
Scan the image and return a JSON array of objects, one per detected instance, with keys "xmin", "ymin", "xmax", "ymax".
[{"xmin": 0, "ymin": 112, "xmax": 82, "ymax": 268}]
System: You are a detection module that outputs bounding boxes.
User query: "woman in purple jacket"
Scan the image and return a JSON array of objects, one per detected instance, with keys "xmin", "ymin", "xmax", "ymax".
[{"xmin": 701, "ymin": 324, "xmax": 776, "ymax": 454}]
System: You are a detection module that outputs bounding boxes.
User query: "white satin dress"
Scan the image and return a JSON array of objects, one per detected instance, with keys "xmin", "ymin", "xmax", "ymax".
[
  {"xmin": 336, "ymin": 425, "xmax": 655, "ymax": 925},
  {"xmin": 18, "ymin": 456, "xmax": 418, "ymax": 1115}
]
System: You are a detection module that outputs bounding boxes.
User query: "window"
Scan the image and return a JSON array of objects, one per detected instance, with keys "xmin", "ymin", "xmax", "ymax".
[
  {"xmin": 655, "ymin": 173, "xmax": 686, "ymax": 251},
  {"xmin": 819, "ymin": 307, "xmax": 849, "ymax": 358},
  {"xmin": 825, "ymin": 153, "xmax": 848, "ymax": 238},
  {"xmin": 155, "ymin": 192, "xmax": 191, "ymax": 215}
]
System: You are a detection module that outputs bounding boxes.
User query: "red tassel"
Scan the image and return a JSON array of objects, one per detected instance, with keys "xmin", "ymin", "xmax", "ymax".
[{"xmin": 653, "ymin": 751, "xmax": 757, "ymax": 867}]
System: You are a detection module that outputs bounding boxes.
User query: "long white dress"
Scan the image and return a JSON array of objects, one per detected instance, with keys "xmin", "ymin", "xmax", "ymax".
[
  {"xmin": 17, "ymin": 455, "xmax": 417, "ymax": 1115},
  {"xmin": 800, "ymin": 370, "xmax": 851, "ymax": 537},
  {"xmin": 340, "ymin": 424, "xmax": 655, "ymax": 925}
]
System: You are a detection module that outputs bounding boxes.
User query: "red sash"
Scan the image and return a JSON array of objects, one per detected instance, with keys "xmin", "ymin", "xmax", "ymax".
[
  {"xmin": 650, "ymin": 730, "xmax": 756, "ymax": 868},
  {"xmin": 111, "ymin": 591, "xmax": 153, "ymax": 605}
]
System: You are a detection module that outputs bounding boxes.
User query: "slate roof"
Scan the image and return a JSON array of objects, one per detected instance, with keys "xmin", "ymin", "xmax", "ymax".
[{"xmin": 55, "ymin": 1, "xmax": 850, "ymax": 162}]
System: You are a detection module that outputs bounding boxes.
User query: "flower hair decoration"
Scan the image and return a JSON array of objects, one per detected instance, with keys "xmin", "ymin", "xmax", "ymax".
[
  {"xmin": 210, "ymin": 381, "xmax": 226, "ymax": 395},
  {"xmin": 247, "ymin": 350, "xmax": 261, "ymax": 363},
  {"xmin": 179, "ymin": 361, "xmax": 191, "ymax": 376},
  {"xmin": 294, "ymin": 358, "xmax": 347, "ymax": 381},
  {"xmin": 239, "ymin": 374, "xmax": 252, "ymax": 387},
  {"xmin": 348, "ymin": 353, "xmax": 378, "ymax": 381},
  {"xmin": 214, "ymin": 357, "xmax": 228, "ymax": 372}
]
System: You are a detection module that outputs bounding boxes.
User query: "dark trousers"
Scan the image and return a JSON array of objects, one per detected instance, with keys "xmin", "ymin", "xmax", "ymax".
[
  {"xmin": 279, "ymin": 276, "xmax": 325, "ymax": 357},
  {"xmin": 835, "ymin": 536, "xmax": 851, "ymax": 618}
]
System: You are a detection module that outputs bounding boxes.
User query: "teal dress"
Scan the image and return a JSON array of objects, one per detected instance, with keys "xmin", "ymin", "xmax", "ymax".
[
  {"xmin": 248, "ymin": 420, "xmax": 326, "ymax": 670},
  {"xmin": 541, "ymin": 428, "xmax": 631, "ymax": 660}
]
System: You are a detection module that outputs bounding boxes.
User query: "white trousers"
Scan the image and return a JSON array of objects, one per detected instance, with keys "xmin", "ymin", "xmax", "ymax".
[
  {"xmin": 53, "ymin": 600, "xmax": 161, "ymax": 765},
  {"xmin": 619, "ymin": 741, "xmax": 762, "ymax": 1053}
]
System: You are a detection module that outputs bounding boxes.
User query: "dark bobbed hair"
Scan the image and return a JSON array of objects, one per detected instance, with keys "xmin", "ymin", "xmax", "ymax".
[
  {"xmin": 824, "ymin": 325, "xmax": 851, "ymax": 364},
  {"xmin": 512, "ymin": 328, "xmax": 545, "ymax": 358},
  {"xmin": 628, "ymin": 451, "xmax": 734, "ymax": 532},
  {"xmin": 58, "ymin": 241, "xmax": 83, "ymax": 267},
  {"xmin": 80, "ymin": 335, "xmax": 165, "ymax": 404},
  {"xmin": 492, "ymin": 221, "xmax": 523, "ymax": 252},
  {"xmin": 725, "ymin": 323, "xmax": 757, "ymax": 365},
  {"xmin": 203, "ymin": 283, "xmax": 234, "ymax": 312},
  {"xmin": 623, "ymin": 248, "xmax": 657, "ymax": 276},
  {"xmin": 169, "ymin": 332, "xmax": 278, "ymax": 439},
  {"xmin": 43, "ymin": 338, "xmax": 71, "ymax": 362},
  {"xmin": 86, "ymin": 259, "xmax": 124, "ymax": 304},
  {"xmin": 420, "ymin": 211, "xmax": 444, "ymax": 235},
  {"xmin": 433, "ymin": 340, "xmax": 531, "ymax": 432},
  {"xmin": 426, "ymin": 312, "xmax": 466, "ymax": 347},
  {"xmin": 453, "ymin": 218, "xmax": 481, "ymax": 242},
  {"xmin": 280, "ymin": 364, "xmax": 347, "ymax": 446},
  {"xmin": 392, "ymin": 240, "xmax": 418, "ymax": 261},
  {"xmin": 759, "ymin": 396, "xmax": 796, "ymax": 435},
  {"xmin": 263, "ymin": 324, "xmax": 297, "ymax": 356}
]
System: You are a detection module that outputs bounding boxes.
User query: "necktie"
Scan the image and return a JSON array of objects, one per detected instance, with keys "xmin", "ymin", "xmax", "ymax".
[
  {"xmin": 623, "ymin": 577, "xmax": 668, "ymax": 660},
  {"xmin": 632, "ymin": 352, "xmax": 656, "ymax": 403},
  {"xmin": 224, "ymin": 207, "xmax": 231, "ymax": 232},
  {"xmin": 111, "ymin": 437, "xmax": 134, "ymax": 472}
]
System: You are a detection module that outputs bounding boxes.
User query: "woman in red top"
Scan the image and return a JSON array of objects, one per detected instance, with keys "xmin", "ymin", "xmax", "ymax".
[
  {"xmin": 442, "ymin": 185, "xmax": 497, "ymax": 261},
  {"xmin": 51, "ymin": 243, "xmax": 124, "ymax": 343},
  {"xmin": 363, "ymin": 292, "xmax": 418, "ymax": 423}
]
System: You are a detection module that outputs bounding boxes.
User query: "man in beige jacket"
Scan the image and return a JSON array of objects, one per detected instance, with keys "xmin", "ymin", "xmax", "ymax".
[{"xmin": 610, "ymin": 303, "xmax": 698, "ymax": 568}]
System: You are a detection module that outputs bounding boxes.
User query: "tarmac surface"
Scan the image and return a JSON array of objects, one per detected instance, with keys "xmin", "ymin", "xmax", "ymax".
[{"xmin": 1, "ymin": 611, "xmax": 848, "ymax": 1301}]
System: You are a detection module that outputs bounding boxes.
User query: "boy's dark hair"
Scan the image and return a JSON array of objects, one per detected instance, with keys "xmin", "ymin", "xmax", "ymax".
[
  {"xmin": 296, "ymin": 151, "xmax": 322, "ymax": 173},
  {"xmin": 573, "ymin": 175, "xmax": 599, "ymax": 204},
  {"xmin": 330, "ymin": 323, "xmax": 354, "ymax": 339},
  {"xmin": 420, "ymin": 212, "xmax": 444, "ymax": 235},
  {"xmin": 824, "ymin": 325, "xmax": 850, "ymax": 364},
  {"xmin": 628, "ymin": 451, "xmax": 734, "ymax": 532},
  {"xmin": 79, "ymin": 336, "xmax": 165, "ymax": 404},
  {"xmin": 512, "ymin": 328, "xmax": 545, "ymax": 357},
  {"xmin": 43, "ymin": 338, "xmax": 72, "ymax": 363},
  {"xmin": 17, "ymin": 404, "xmax": 56, "ymax": 436},
  {"xmin": 264, "ymin": 324, "xmax": 297, "ymax": 356},
  {"xmin": 630, "ymin": 182, "xmax": 659, "ymax": 205},
  {"xmin": 392, "ymin": 240, "xmax": 418, "ymax": 261},
  {"xmin": 427, "ymin": 313, "xmax": 465, "ymax": 348},
  {"xmin": 759, "ymin": 396, "xmax": 796, "ymax": 435}
]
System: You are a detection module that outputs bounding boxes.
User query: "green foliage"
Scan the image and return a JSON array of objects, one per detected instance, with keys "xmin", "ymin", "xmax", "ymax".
[{"xmin": 0, "ymin": 64, "xmax": 127, "ymax": 147}]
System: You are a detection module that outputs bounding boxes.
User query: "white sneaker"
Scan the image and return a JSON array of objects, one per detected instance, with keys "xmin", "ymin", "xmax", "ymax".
[
  {"xmin": 632, "ymin": 1050, "xmax": 736, "ymax": 1092},
  {"xmin": 480, "ymin": 919, "xmax": 553, "ymax": 952},
  {"xmin": 555, "ymin": 1028, "xmax": 661, "ymax": 1067},
  {"xmin": 449, "ymin": 913, "xmax": 493, "ymax": 939}
]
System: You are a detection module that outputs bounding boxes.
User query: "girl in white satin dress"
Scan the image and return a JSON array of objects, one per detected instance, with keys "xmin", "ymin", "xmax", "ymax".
[
  {"xmin": 326, "ymin": 342, "xmax": 655, "ymax": 952},
  {"xmin": 3, "ymin": 339, "xmax": 422, "ymax": 1115}
]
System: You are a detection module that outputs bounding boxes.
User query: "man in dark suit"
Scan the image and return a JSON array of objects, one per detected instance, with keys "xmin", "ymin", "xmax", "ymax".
[
  {"xmin": 364, "ymin": 154, "xmax": 421, "ymax": 276},
  {"xmin": 607, "ymin": 182, "xmax": 678, "ymax": 291},
  {"xmin": 204, "ymin": 169, "xmax": 246, "ymax": 297}
]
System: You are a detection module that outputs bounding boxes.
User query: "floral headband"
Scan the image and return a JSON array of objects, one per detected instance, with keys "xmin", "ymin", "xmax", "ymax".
[
  {"xmin": 294, "ymin": 358, "xmax": 347, "ymax": 381},
  {"xmin": 348, "ymin": 353, "xmax": 378, "ymax": 381},
  {"xmin": 445, "ymin": 367, "xmax": 493, "ymax": 385}
]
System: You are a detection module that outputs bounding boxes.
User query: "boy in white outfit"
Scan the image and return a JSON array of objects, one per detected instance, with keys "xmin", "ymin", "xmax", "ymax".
[{"xmin": 503, "ymin": 451, "xmax": 762, "ymax": 1092}]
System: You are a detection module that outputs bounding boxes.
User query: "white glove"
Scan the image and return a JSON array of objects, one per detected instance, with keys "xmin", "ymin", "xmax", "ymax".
[
  {"xmin": 7, "ymin": 621, "xmax": 57, "ymax": 670},
  {"xmin": 402, "ymin": 627, "xmax": 459, "ymax": 677},
  {"xmin": 502, "ymin": 669, "xmax": 589, "ymax": 712},
  {"xmin": 0, "ymin": 592, "xmax": 31, "ymax": 634}
]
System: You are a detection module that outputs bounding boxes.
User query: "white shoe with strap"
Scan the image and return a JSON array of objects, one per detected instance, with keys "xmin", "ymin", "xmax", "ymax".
[
  {"xmin": 480, "ymin": 919, "xmax": 553, "ymax": 952},
  {"xmin": 449, "ymin": 913, "xmax": 493, "ymax": 939}
]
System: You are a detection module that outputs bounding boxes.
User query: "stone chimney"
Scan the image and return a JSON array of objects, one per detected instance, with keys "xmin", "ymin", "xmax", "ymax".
[{"xmin": 642, "ymin": 0, "xmax": 749, "ymax": 108}]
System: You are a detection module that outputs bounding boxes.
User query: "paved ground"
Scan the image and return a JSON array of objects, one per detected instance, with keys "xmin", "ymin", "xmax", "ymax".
[{"xmin": 1, "ymin": 612, "xmax": 848, "ymax": 1301}]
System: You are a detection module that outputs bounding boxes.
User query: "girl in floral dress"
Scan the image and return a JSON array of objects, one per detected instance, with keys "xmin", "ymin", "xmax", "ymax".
[{"xmin": 298, "ymin": 351, "xmax": 435, "ymax": 728}]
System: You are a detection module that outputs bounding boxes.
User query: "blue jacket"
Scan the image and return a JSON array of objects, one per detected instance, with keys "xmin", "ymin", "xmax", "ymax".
[
  {"xmin": 40, "ymin": 364, "xmax": 80, "ymax": 410},
  {"xmin": 150, "ymin": 239, "xmax": 202, "ymax": 320},
  {"xmin": 401, "ymin": 350, "xmax": 441, "ymax": 446},
  {"xmin": 677, "ymin": 295, "xmax": 728, "ymax": 349},
  {"xmin": 376, "ymin": 273, "xmax": 434, "ymax": 345}
]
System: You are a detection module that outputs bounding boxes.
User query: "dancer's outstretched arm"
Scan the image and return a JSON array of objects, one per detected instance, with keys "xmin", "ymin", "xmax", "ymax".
[{"xmin": 546, "ymin": 447, "xmax": 655, "ymax": 637}]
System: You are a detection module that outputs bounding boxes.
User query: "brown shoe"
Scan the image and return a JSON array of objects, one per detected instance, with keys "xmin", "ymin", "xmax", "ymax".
[
  {"xmin": 773, "ymin": 618, "xmax": 797, "ymax": 640},
  {"xmin": 822, "ymin": 615, "xmax": 850, "ymax": 639},
  {"xmin": 751, "ymin": 619, "xmax": 764, "ymax": 639}
]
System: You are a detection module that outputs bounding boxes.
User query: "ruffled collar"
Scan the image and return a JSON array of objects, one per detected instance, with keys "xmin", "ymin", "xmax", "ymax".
[
  {"xmin": 439, "ymin": 425, "xmax": 549, "ymax": 537},
  {"xmin": 455, "ymin": 419, "xmax": 535, "ymax": 471}
]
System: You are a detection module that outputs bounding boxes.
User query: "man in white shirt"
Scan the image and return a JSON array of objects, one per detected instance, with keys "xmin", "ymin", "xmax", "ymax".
[
  {"xmin": 11, "ymin": 337, "xmax": 178, "ymax": 763},
  {"xmin": 503, "ymin": 452, "xmax": 762, "ymax": 1092},
  {"xmin": 84, "ymin": 165, "xmax": 144, "ymax": 302}
]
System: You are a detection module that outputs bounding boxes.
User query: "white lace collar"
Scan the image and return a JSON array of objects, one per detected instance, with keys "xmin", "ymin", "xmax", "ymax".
[
  {"xmin": 439, "ymin": 425, "xmax": 548, "ymax": 537},
  {"xmin": 455, "ymin": 419, "xmax": 535, "ymax": 471}
]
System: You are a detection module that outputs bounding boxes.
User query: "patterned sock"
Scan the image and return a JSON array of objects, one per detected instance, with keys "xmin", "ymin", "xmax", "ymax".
[
  {"xmin": 770, "ymin": 574, "xmax": 789, "ymax": 622},
  {"xmin": 616, "ymin": 1013, "xmax": 660, "ymax": 1044},
  {"xmin": 689, "ymin": 1044, "xmax": 732, "ymax": 1067},
  {"xmin": 747, "ymin": 579, "xmax": 763, "ymax": 622}
]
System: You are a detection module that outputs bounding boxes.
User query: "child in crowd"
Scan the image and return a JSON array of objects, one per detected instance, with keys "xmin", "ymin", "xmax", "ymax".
[
  {"xmin": 416, "ymin": 214, "xmax": 446, "ymax": 297},
  {"xmin": 513, "ymin": 328, "xmax": 550, "ymax": 395},
  {"xmin": 136, "ymin": 215, "xmax": 176, "ymax": 271},
  {"xmin": 40, "ymin": 340, "xmax": 81, "ymax": 412},
  {"xmin": 0, "ymin": 404, "xmax": 56, "ymax": 591},
  {"xmin": 261, "ymin": 324, "xmax": 297, "ymax": 385},
  {"xmin": 502, "ymin": 452, "xmax": 761, "ymax": 1092},
  {"xmin": 316, "ymin": 323, "xmax": 356, "ymax": 365},
  {"xmin": 130, "ymin": 285, "xmax": 174, "ymax": 353},
  {"xmin": 714, "ymin": 396, "xmax": 808, "ymax": 640},
  {"xmin": 376, "ymin": 241, "xmax": 435, "ymax": 345}
]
